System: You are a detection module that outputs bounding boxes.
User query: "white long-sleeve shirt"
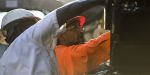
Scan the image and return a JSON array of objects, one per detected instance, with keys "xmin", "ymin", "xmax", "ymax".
[{"xmin": 0, "ymin": 10, "xmax": 60, "ymax": 75}]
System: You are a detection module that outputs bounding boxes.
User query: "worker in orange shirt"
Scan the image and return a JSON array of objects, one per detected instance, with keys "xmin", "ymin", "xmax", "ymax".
[{"xmin": 55, "ymin": 16, "xmax": 110, "ymax": 75}]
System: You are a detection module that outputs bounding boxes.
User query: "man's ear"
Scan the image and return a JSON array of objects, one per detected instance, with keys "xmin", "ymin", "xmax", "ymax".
[
  {"xmin": 55, "ymin": 24, "xmax": 66, "ymax": 38},
  {"xmin": 0, "ymin": 30, "xmax": 8, "ymax": 45},
  {"xmin": 2, "ymin": 30, "xmax": 7, "ymax": 37}
]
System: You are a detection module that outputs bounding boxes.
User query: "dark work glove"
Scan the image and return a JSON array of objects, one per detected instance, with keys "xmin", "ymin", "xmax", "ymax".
[{"xmin": 56, "ymin": 0, "xmax": 106, "ymax": 26}]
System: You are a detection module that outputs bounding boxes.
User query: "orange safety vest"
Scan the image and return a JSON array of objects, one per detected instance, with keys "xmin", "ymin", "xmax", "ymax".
[{"xmin": 55, "ymin": 32, "xmax": 110, "ymax": 75}]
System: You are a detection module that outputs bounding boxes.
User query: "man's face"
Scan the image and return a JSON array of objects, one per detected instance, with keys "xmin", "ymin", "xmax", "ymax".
[{"xmin": 58, "ymin": 22, "xmax": 84, "ymax": 46}]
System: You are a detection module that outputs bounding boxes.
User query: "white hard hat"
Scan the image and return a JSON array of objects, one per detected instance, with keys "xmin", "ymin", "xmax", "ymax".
[{"xmin": 1, "ymin": 8, "xmax": 34, "ymax": 29}]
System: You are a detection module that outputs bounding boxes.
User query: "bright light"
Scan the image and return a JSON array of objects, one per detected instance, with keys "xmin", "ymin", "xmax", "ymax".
[
  {"xmin": 57, "ymin": 0, "xmax": 75, "ymax": 4},
  {"xmin": 0, "ymin": 12, "xmax": 7, "ymax": 29},
  {"xmin": 29, "ymin": 10, "xmax": 45, "ymax": 19}
]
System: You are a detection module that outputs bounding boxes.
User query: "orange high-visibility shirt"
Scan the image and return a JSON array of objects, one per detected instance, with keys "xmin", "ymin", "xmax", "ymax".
[{"xmin": 55, "ymin": 32, "xmax": 110, "ymax": 75}]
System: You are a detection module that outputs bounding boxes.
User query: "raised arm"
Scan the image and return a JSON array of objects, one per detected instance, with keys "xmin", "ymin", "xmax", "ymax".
[
  {"xmin": 84, "ymin": 32, "xmax": 110, "ymax": 54},
  {"xmin": 29, "ymin": 0, "xmax": 106, "ymax": 46},
  {"xmin": 56, "ymin": 0, "xmax": 105, "ymax": 26},
  {"xmin": 70, "ymin": 32, "xmax": 110, "ymax": 57}
]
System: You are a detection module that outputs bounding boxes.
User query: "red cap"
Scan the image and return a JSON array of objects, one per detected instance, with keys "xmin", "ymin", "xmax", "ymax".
[
  {"xmin": 78, "ymin": 16, "xmax": 85, "ymax": 28},
  {"xmin": 67, "ymin": 16, "xmax": 86, "ymax": 28}
]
